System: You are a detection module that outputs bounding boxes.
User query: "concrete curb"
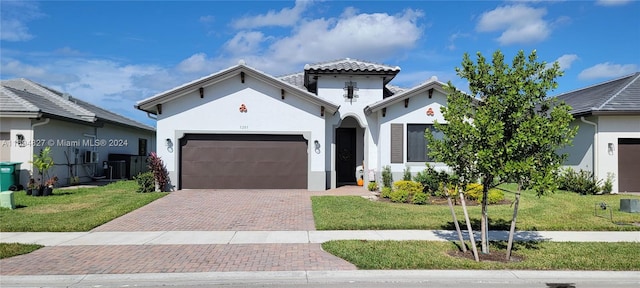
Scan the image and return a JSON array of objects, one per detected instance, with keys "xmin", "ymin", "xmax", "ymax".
[{"xmin": 2, "ymin": 270, "xmax": 639, "ymax": 287}]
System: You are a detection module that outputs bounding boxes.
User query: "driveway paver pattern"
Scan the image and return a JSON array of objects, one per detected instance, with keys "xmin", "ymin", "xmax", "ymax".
[
  {"xmin": 1, "ymin": 187, "xmax": 370, "ymax": 275},
  {"xmin": 0, "ymin": 244, "xmax": 356, "ymax": 275},
  {"xmin": 93, "ymin": 190, "xmax": 319, "ymax": 231}
]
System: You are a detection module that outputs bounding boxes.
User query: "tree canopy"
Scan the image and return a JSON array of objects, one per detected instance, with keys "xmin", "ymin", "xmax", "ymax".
[{"xmin": 427, "ymin": 49, "xmax": 577, "ymax": 253}]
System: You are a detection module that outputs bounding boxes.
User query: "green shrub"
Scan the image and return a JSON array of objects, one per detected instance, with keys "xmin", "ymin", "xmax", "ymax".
[
  {"xmin": 411, "ymin": 191, "xmax": 429, "ymax": 205},
  {"xmin": 483, "ymin": 188, "xmax": 505, "ymax": 204},
  {"xmin": 403, "ymin": 166, "xmax": 412, "ymax": 181},
  {"xmin": 380, "ymin": 187, "xmax": 393, "ymax": 198},
  {"xmin": 135, "ymin": 171, "xmax": 155, "ymax": 193},
  {"xmin": 393, "ymin": 180, "xmax": 424, "ymax": 194},
  {"xmin": 413, "ymin": 166, "xmax": 441, "ymax": 194},
  {"xmin": 602, "ymin": 173, "xmax": 614, "ymax": 194},
  {"xmin": 367, "ymin": 181, "xmax": 379, "ymax": 191},
  {"xmin": 382, "ymin": 165, "xmax": 393, "ymax": 188},
  {"xmin": 390, "ymin": 190, "xmax": 410, "ymax": 203},
  {"xmin": 465, "ymin": 183, "xmax": 484, "ymax": 201},
  {"xmin": 558, "ymin": 168, "xmax": 601, "ymax": 195}
]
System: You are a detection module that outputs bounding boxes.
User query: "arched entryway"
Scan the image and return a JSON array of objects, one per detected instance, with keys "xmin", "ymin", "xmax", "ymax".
[{"xmin": 335, "ymin": 116, "xmax": 365, "ymax": 186}]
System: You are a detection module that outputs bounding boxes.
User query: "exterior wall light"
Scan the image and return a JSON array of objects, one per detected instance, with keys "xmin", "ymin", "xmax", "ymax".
[
  {"xmin": 608, "ymin": 143, "xmax": 614, "ymax": 155},
  {"xmin": 166, "ymin": 138, "xmax": 173, "ymax": 147}
]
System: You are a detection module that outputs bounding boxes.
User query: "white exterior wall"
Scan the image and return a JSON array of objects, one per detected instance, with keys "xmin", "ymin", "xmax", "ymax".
[
  {"xmin": 561, "ymin": 119, "xmax": 595, "ymax": 173},
  {"xmin": 316, "ymin": 76, "xmax": 385, "ymax": 188},
  {"xmin": 31, "ymin": 119, "xmax": 95, "ymax": 186},
  {"xmin": 596, "ymin": 115, "xmax": 640, "ymax": 193},
  {"xmin": 561, "ymin": 115, "xmax": 640, "ymax": 194},
  {"xmin": 1, "ymin": 117, "xmax": 155, "ymax": 188},
  {"xmin": 156, "ymin": 74, "xmax": 327, "ymax": 190},
  {"xmin": 0, "ymin": 117, "xmax": 34, "ymax": 188},
  {"xmin": 377, "ymin": 89, "xmax": 448, "ymax": 180}
]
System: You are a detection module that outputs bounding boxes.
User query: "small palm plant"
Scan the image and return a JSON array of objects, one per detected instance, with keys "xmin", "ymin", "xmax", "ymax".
[{"xmin": 31, "ymin": 146, "xmax": 54, "ymax": 188}]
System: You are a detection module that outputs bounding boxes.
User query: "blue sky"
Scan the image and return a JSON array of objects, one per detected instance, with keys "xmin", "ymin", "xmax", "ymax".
[{"xmin": 1, "ymin": 0, "xmax": 639, "ymax": 127}]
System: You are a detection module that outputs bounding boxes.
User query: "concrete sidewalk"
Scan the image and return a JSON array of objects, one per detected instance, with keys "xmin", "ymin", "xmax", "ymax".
[{"xmin": 1, "ymin": 230, "xmax": 639, "ymax": 246}]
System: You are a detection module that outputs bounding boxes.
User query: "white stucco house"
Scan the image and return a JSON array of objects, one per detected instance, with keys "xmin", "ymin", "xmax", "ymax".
[
  {"xmin": 556, "ymin": 72, "xmax": 640, "ymax": 193},
  {"xmin": 136, "ymin": 58, "xmax": 449, "ymax": 191},
  {"xmin": 1, "ymin": 78, "xmax": 156, "ymax": 188}
]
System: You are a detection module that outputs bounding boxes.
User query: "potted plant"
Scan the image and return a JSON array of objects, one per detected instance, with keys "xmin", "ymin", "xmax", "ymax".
[
  {"xmin": 31, "ymin": 146, "xmax": 54, "ymax": 194},
  {"xmin": 43, "ymin": 176, "xmax": 58, "ymax": 196},
  {"xmin": 26, "ymin": 178, "xmax": 39, "ymax": 196}
]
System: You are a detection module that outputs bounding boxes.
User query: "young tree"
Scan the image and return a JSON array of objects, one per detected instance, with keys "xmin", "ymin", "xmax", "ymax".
[{"xmin": 428, "ymin": 49, "xmax": 576, "ymax": 255}]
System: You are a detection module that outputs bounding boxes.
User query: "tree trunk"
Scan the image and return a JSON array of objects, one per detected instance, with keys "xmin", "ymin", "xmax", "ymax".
[
  {"xmin": 445, "ymin": 187, "xmax": 466, "ymax": 252},
  {"xmin": 480, "ymin": 178, "xmax": 490, "ymax": 254},
  {"xmin": 460, "ymin": 189, "xmax": 479, "ymax": 261},
  {"xmin": 506, "ymin": 183, "xmax": 522, "ymax": 260}
]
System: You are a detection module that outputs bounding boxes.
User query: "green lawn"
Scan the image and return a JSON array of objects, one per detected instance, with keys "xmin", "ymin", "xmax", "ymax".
[
  {"xmin": 0, "ymin": 181, "xmax": 166, "ymax": 232},
  {"xmin": 0, "ymin": 243, "xmax": 43, "ymax": 259},
  {"xmin": 312, "ymin": 186, "xmax": 640, "ymax": 231},
  {"xmin": 322, "ymin": 240, "xmax": 640, "ymax": 270}
]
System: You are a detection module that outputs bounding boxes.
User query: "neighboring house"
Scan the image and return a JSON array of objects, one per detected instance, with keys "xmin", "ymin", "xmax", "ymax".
[
  {"xmin": 136, "ymin": 58, "xmax": 449, "ymax": 191},
  {"xmin": 1, "ymin": 78, "xmax": 156, "ymax": 188},
  {"xmin": 556, "ymin": 72, "xmax": 640, "ymax": 193}
]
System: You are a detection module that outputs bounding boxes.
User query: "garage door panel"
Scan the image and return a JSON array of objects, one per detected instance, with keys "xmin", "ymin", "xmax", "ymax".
[{"xmin": 180, "ymin": 134, "xmax": 308, "ymax": 189}]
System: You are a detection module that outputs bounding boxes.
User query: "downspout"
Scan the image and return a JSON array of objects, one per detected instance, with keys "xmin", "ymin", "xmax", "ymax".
[
  {"xmin": 146, "ymin": 112, "xmax": 157, "ymax": 120},
  {"xmin": 580, "ymin": 116, "xmax": 598, "ymax": 179}
]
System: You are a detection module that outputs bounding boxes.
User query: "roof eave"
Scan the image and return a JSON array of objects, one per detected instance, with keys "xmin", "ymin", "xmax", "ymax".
[
  {"xmin": 365, "ymin": 81, "xmax": 447, "ymax": 114},
  {"xmin": 135, "ymin": 65, "xmax": 340, "ymax": 115},
  {"xmin": 0, "ymin": 111, "xmax": 41, "ymax": 118}
]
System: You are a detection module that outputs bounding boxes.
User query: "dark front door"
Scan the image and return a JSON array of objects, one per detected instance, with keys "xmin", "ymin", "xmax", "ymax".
[
  {"xmin": 336, "ymin": 128, "xmax": 356, "ymax": 185},
  {"xmin": 618, "ymin": 138, "xmax": 640, "ymax": 192}
]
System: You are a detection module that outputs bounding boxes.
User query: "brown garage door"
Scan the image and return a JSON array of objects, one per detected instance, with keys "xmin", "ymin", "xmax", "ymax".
[
  {"xmin": 180, "ymin": 134, "xmax": 308, "ymax": 189},
  {"xmin": 618, "ymin": 138, "xmax": 640, "ymax": 192}
]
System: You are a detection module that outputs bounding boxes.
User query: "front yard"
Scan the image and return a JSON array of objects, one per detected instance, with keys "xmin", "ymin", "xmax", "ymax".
[
  {"xmin": 0, "ymin": 180, "xmax": 166, "ymax": 232},
  {"xmin": 312, "ymin": 187, "xmax": 640, "ymax": 231}
]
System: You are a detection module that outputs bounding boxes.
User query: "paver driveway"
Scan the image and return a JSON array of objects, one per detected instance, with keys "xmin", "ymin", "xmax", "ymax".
[
  {"xmin": 1, "ymin": 188, "xmax": 369, "ymax": 275},
  {"xmin": 94, "ymin": 189, "xmax": 322, "ymax": 231}
]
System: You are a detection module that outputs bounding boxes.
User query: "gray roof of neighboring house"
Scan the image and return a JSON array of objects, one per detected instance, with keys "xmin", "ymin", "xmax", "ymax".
[
  {"xmin": 1, "ymin": 78, "xmax": 96, "ymax": 122},
  {"xmin": 0, "ymin": 86, "xmax": 40, "ymax": 113},
  {"xmin": 554, "ymin": 72, "xmax": 640, "ymax": 116},
  {"xmin": 1, "ymin": 78, "xmax": 154, "ymax": 131}
]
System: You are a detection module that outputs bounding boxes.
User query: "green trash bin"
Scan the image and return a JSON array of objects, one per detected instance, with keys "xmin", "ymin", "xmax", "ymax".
[{"xmin": 0, "ymin": 162, "xmax": 22, "ymax": 191}]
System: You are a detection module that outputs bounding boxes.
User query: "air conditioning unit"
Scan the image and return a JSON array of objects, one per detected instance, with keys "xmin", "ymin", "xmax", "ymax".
[{"xmin": 84, "ymin": 151, "xmax": 99, "ymax": 163}]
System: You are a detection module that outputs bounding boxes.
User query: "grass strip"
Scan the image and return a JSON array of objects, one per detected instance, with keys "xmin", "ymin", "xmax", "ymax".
[
  {"xmin": 0, "ymin": 243, "xmax": 43, "ymax": 259},
  {"xmin": 322, "ymin": 240, "xmax": 640, "ymax": 270}
]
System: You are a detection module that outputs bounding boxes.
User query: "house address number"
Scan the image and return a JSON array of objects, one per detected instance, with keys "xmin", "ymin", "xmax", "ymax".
[{"xmin": 240, "ymin": 125, "xmax": 249, "ymax": 129}]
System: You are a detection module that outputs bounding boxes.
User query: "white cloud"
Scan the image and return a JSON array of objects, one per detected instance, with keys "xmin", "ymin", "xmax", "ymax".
[
  {"xmin": 554, "ymin": 54, "xmax": 579, "ymax": 71},
  {"xmin": 257, "ymin": 9, "xmax": 424, "ymax": 75},
  {"xmin": 476, "ymin": 4, "xmax": 550, "ymax": 45},
  {"xmin": 223, "ymin": 31, "xmax": 271, "ymax": 55},
  {"xmin": 232, "ymin": 0, "xmax": 314, "ymax": 29},
  {"xmin": 0, "ymin": 1, "xmax": 43, "ymax": 42},
  {"xmin": 595, "ymin": 0, "xmax": 632, "ymax": 6},
  {"xmin": 176, "ymin": 53, "xmax": 216, "ymax": 74},
  {"xmin": 578, "ymin": 62, "xmax": 638, "ymax": 80}
]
